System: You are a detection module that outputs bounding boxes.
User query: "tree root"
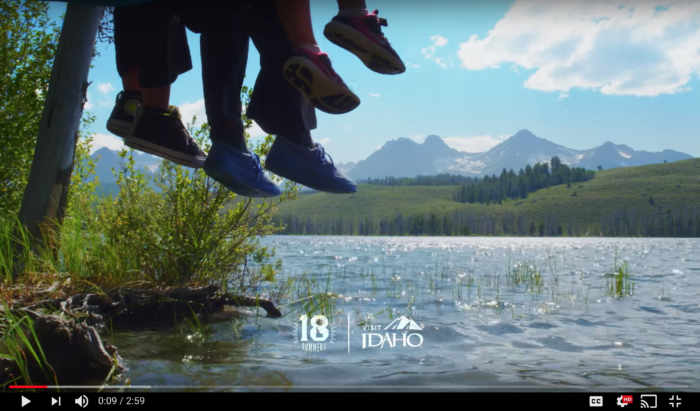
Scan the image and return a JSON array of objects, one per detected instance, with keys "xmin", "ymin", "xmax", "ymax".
[
  {"xmin": 0, "ymin": 314, "xmax": 124, "ymax": 388},
  {"xmin": 5, "ymin": 285, "xmax": 282, "ymax": 327},
  {"xmin": 0, "ymin": 286, "xmax": 282, "ymax": 387}
]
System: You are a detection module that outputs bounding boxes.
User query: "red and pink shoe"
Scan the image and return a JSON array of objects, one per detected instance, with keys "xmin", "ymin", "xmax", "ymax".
[
  {"xmin": 283, "ymin": 47, "xmax": 361, "ymax": 115},
  {"xmin": 324, "ymin": 9, "xmax": 405, "ymax": 75}
]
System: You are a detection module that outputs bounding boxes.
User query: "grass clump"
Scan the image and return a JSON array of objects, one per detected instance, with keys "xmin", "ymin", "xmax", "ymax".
[
  {"xmin": 0, "ymin": 307, "xmax": 54, "ymax": 390},
  {"xmin": 2, "ymin": 99, "xmax": 297, "ymax": 298},
  {"xmin": 506, "ymin": 262, "xmax": 543, "ymax": 293},
  {"xmin": 607, "ymin": 259, "xmax": 634, "ymax": 298}
]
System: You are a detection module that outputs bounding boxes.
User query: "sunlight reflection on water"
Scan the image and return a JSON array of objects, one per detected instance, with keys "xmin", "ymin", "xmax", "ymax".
[{"xmin": 110, "ymin": 236, "xmax": 700, "ymax": 392}]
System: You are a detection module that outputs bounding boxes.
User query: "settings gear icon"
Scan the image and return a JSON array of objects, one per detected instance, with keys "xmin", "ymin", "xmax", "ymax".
[{"xmin": 617, "ymin": 396, "xmax": 628, "ymax": 407}]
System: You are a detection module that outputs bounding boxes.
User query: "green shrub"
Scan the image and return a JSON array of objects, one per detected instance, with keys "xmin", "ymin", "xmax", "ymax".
[{"xmin": 0, "ymin": 0, "xmax": 62, "ymax": 215}]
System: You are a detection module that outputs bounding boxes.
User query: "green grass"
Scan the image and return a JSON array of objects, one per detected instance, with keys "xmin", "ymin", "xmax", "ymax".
[
  {"xmin": 606, "ymin": 252, "xmax": 635, "ymax": 298},
  {"xmin": 0, "ymin": 307, "xmax": 54, "ymax": 390},
  {"xmin": 275, "ymin": 158, "xmax": 700, "ymax": 235}
]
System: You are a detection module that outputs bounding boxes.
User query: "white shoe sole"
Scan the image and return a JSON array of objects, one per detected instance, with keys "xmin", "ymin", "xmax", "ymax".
[
  {"xmin": 106, "ymin": 118, "xmax": 132, "ymax": 138},
  {"xmin": 283, "ymin": 56, "xmax": 361, "ymax": 115}
]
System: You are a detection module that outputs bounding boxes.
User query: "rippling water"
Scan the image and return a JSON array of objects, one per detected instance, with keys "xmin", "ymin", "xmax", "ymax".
[{"xmin": 110, "ymin": 236, "xmax": 700, "ymax": 392}]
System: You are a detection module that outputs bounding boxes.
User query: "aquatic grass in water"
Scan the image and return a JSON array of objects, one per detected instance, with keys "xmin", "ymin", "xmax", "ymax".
[
  {"xmin": 278, "ymin": 272, "xmax": 339, "ymax": 322},
  {"xmin": 607, "ymin": 260, "xmax": 634, "ymax": 298},
  {"xmin": 272, "ymin": 244, "xmax": 644, "ymax": 331},
  {"xmin": 178, "ymin": 303, "xmax": 213, "ymax": 342},
  {"xmin": 506, "ymin": 261, "xmax": 544, "ymax": 293}
]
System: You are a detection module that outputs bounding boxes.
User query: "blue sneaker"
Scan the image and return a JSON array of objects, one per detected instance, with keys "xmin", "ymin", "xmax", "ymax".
[
  {"xmin": 203, "ymin": 141, "xmax": 282, "ymax": 198},
  {"xmin": 265, "ymin": 137, "xmax": 356, "ymax": 194}
]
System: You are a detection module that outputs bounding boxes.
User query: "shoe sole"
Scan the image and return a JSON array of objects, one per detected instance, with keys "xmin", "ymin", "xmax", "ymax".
[
  {"xmin": 265, "ymin": 162, "xmax": 356, "ymax": 194},
  {"xmin": 324, "ymin": 21, "xmax": 406, "ymax": 75},
  {"xmin": 124, "ymin": 136, "xmax": 206, "ymax": 169},
  {"xmin": 204, "ymin": 164, "xmax": 280, "ymax": 198},
  {"xmin": 283, "ymin": 56, "xmax": 361, "ymax": 115},
  {"xmin": 106, "ymin": 118, "xmax": 132, "ymax": 138}
]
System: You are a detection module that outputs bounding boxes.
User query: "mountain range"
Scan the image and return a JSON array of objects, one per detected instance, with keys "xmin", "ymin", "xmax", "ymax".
[
  {"xmin": 346, "ymin": 130, "xmax": 693, "ymax": 180},
  {"xmin": 87, "ymin": 130, "xmax": 694, "ymax": 185},
  {"xmin": 88, "ymin": 148, "xmax": 160, "ymax": 184}
]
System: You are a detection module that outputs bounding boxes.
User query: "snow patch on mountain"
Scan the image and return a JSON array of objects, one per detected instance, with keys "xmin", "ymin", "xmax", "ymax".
[{"xmin": 617, "ymin": 150, "xmax": 632, "ymax": 159}]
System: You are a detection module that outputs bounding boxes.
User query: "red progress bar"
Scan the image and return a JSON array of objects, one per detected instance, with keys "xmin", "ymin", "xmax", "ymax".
[{"xmin": 10, "ymin": 385, "xmax": 47, "ymax": 389}]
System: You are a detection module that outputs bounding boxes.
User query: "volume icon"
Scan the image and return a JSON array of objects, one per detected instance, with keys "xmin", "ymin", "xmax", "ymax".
[{"xmin": 75, "ymin": 395, "xmax": 88, "ymax": 408}]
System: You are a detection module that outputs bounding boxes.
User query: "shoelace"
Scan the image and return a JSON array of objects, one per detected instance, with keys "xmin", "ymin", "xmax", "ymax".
[
  {"xmin": 169, "ymin": 106, "xmax": 204, "ymax": 153},
  {"xmin": 366, "ymin": 10, "xmax": 389, "ymax": 38},
  {"xmin": 315, "ymin": 143, "xmax": 334, "ymax": 166}
]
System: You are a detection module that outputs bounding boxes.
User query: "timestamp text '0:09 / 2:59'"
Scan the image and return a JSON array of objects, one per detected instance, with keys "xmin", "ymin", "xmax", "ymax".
[{"xmin": 97, "ymin": 397, "xmax": 146, "ymax": 406}]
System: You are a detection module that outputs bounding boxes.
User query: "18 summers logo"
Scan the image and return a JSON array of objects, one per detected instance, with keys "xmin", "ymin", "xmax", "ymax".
[
  {"xmin": 293, "ymin": 315, "xmax": 336, "ymax": 352},
  {"xmin": 361, "ymin": 316, "xmax": 424, "ymax": 349}
]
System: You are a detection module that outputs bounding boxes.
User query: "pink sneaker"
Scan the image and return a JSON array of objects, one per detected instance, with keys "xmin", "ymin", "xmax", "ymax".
[
  {"xmin": 283, "ymin": 47, "xmax": 361, "ymax": 115},
  {"xmin": 324, "ymin": 9, "xmax": 405, "ymax": 75}
]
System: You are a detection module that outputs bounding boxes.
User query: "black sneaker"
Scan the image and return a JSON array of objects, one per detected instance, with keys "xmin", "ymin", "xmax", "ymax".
[
  {"xmin": 106, "ymin": 90, "xmax": 142, "ymax": 138},
  {"xmin": 125, "ymin": 105, "xmax": 206, "ymax": 168}
]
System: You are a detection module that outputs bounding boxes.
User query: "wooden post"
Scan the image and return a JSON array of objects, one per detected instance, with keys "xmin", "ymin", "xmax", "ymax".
[{"xmin": 17, "ymin": 3, "xmax": 104, "ymax": 249}]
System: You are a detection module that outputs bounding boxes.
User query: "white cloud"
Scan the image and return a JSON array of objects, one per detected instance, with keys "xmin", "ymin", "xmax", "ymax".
[
  {"xmin": 368, "ymin": 93, "xmax": 381, "ymax": 97},
  {"xmin": 89, "ymin": 133, "xmax": 124, "ymax": 154},
  {"xmin": 406, "ymin": 62, "xmax": 420, "ymax": 68},
  {"xmin": 558, "ymin": 92, "xmax": 569, "ymax": 100},
  {"xmin": 434, "ymin": 58, "xmax": 450, "ymax": 68},
  {"xmin": 179, "ymin": 99, "xmax": 207, "ymax": 126},
  {"xmin": 421, "ymin": 35, "xmax": 448, "ymax": 59},
  {"xmin": 97, "ymin": 82, "xmax": 115, "ymax": 94},
  {"xmin": 318, "ymin": 138, "xmax": 331, "ymax": 146},
  {"xmin": 443, "ymin": 135, "xmax": 508, "ymax": 153},
  {"xmin": 409, "ymin": 134, "xmax": 425, "ymax": 143},
  {"xmin": 247, "ymin": 122, "xmax": 266, "ymax": 138},
  {"xmin": 179, "ymin": 98, "xmax": 266, "ymax": 137},
  {"xmin": 457, "ymin": 0, "xmax": 700, "ymax": 97}
]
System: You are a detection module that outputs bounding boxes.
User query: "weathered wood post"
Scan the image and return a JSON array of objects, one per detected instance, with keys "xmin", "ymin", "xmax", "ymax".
[{"xmin": 17, "ymin": 3, "xmax": 104, "ymax": 249}]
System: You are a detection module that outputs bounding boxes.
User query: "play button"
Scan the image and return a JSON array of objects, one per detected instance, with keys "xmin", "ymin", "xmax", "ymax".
[{"xmin": 21, "ymin": 396, "xmax": 30, "ymax": 407}]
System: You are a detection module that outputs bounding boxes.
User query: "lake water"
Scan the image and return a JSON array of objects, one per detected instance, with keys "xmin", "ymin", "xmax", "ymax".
[{"xmin": 109, "ymin": 236, "xmax": 700, "ymax": 392}]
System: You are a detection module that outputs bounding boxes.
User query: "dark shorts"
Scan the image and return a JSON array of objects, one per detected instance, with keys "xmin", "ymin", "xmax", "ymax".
[{"xmin": 113, "ymin": 1, "xmax": 192, "ymax": 88}]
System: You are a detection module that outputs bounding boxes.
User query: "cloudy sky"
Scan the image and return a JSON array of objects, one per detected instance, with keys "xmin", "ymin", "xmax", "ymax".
[{"xmin": 49, "ymin": 0, "xmax": 700, "ymax": 162}]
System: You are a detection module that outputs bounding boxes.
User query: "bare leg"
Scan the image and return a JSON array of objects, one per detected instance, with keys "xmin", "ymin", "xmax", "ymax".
[
  {"xmin": 121, "ymin": 65, "xmax": 140, "ymax": 92},
  {"xmin": 141, "ymin": 86, "xmax": 170, "ymax": 110},
  {"xmin": 274, "ymin": 0, "xmax": 359, "ymax": 115},
  {"xmin": 120, "ymin": 66, "xmax": 170, "ymax": 111},
  {"xmin": 273, "ymin": 0, "xmax": 319, "ymax": 51}
]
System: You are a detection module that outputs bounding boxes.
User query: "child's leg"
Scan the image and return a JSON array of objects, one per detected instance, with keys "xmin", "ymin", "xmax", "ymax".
[
  {"xmin": 324, "ymin": 0, "xmax": 405, "ymax": 74},
  {"xmin": 273, "ymin": 0, "xmax": 319, "ymax": 51},
  {"xmin": 121, "ymin": 66, "xmax": 140, "ymax": 93},
  {"xmin": 109, "ymin": 3, "xmax": 205, "ymax": 168},
  {"xmin": 121, "ymin": 67, "xmax": 170, "ymax": 110},
  {"xmin": 275, "ymin": 0, "xmax": 360, "ymax": 115}
]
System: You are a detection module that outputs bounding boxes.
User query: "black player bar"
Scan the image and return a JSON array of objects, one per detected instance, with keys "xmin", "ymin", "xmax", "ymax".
[{"xmin": 5, "ymin": 391, "xmax": 695, "ymax": 410}]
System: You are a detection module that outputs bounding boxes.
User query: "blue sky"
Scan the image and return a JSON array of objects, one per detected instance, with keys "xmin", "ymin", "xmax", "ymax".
[{"xmin": 49, "ymin": 0, "xmax": 700, "ymax": 163}]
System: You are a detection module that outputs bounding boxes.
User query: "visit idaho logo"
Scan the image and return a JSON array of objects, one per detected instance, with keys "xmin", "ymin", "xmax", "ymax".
[{"xmin": 361, "ymin": 316, "xmax": 424, "ymax": 349}]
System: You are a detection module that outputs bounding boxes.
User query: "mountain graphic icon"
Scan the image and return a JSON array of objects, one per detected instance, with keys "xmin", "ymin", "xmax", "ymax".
[{"xmin": 384, "ymin": 316, "xmax": 423, "ymax": 330}]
